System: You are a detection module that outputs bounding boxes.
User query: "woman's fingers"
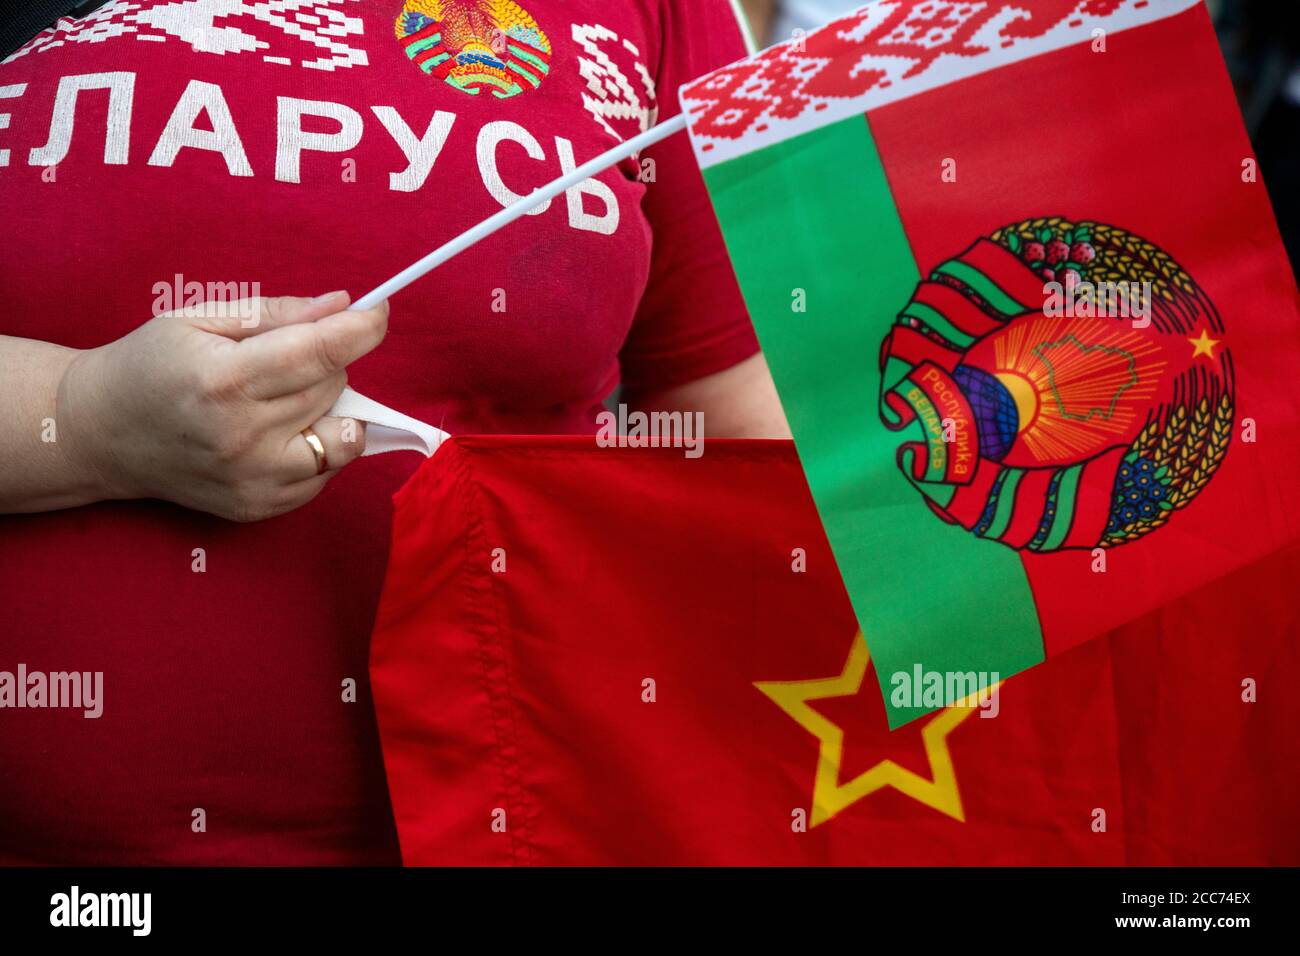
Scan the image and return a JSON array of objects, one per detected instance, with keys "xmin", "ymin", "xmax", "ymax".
[
  {"xmin": 265, "ymin": 371, "xmax": 349, "ymax": 428},
  {"xmin": 274, "ymin": 471, "xmax": 333, "ymax": 516},
  {"xmin": 175, "ymin": 291, "xmax": 351, "ymax": 341},
  {"xmin": 233, "ymin": 301, "xmax": 389, "ymax": 399},
  {"xmin": 48, "ymin": 293, "xmax": 382, "ymax": 523},
  {"xmin": 281, "ymin": 415, "xmax": 367, "ymax": 483}
]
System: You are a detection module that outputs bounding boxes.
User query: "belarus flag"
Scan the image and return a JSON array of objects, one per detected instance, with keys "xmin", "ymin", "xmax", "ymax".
[{"xmin": 681, "ymin": 0, "xmax": 1300, "ymax": 726}]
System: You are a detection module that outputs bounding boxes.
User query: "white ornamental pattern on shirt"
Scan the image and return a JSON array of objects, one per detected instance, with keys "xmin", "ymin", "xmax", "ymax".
[
  {"xmin": 2, "ymin": 0, "xmax": 369, "ymax": 72},
  {"xmin": 572, "ymin": 23, "xmax": 657, "ymax": 145}
]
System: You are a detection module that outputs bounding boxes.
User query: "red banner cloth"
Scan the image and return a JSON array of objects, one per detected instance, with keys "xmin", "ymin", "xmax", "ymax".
[{"xmin": 370, "ymin": 437, "xmax": 1299, "ymax": 865}]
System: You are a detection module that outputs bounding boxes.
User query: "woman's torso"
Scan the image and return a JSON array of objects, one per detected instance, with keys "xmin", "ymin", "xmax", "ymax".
[{"xmin": 0, "ymin": 0, "xmax": 711, "ymax": 864}]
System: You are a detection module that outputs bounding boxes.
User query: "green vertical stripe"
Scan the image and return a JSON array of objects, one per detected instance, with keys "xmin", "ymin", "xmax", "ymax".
[{"xmin": 702, "ymin": 114, "xmax": 1044, "ymax": 727}]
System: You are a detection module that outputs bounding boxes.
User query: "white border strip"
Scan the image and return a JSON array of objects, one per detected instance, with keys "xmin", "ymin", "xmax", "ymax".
[{"xmin": 683, "ymin": 0, "xmax": 1204, "ymax": 169}]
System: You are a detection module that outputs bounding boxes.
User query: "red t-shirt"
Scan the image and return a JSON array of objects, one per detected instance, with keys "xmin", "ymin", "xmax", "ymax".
[{"xmin": 0, "ymin": 0, "xmax": 755, "ymax": 864}]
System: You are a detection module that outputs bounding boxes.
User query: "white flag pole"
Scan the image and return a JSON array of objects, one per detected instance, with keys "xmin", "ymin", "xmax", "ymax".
[
  {"xmin": 333, "ymin": 112, "xmax": 691, "ymax": 455},
  {"xmin": 353, "ymin": 112, "xmax": 689, "ymax": 310}
]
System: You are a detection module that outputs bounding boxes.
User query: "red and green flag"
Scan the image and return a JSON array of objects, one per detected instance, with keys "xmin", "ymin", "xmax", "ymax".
[{"xmin": 679, "ymin": 0, "xmax": 1300, "ymax": 726}]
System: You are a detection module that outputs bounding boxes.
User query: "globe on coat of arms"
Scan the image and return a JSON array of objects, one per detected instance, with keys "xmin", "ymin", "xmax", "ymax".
[
  {"xmin": 394, "ymin": 0, "xmax": 551, "ymax": 99},
  {"xmin": 878, "ymin": 217, "xmax": 1234, "ymax": 553}
]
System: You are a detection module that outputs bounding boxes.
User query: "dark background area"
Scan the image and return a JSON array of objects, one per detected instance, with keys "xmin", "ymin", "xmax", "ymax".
[{"xmin": 1216, "ymin": 0, "xmax": 1300, "ymax": 271}]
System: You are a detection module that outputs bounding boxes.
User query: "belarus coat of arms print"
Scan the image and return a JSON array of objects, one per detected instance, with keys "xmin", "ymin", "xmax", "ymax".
[
  {"xmin": 879, "ymin": 217, "xmax": 1233, "ymax": 553},
  {"xmin": 394, "ymin": 0, "xmax": 551, "ymax": 98}
]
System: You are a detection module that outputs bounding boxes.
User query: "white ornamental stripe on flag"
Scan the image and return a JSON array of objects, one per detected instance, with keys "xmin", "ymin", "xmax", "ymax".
[
  {"xmin": 679, "ymin": 0, "xmax": 1203, "ymax": 169},
  {"xmin": 2, "ymin": 0, "xmax": 369, "ymax": 72}
]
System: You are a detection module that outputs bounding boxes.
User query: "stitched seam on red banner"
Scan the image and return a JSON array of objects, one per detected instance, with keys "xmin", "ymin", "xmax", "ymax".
[{"xmin": 445, "ymin": 443, "xmax": 538, "ymax": 866}]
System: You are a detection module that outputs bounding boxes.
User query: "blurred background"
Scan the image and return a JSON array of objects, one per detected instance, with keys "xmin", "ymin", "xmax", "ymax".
[{"xmin": 739, "ymin": 0, "xmax": 1300, "ymax": 272}]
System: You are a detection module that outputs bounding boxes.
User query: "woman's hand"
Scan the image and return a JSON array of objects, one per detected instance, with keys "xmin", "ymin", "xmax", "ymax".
[{"xmin": 55, "ymin": 292, "xmax": 388, "ymax": 522}]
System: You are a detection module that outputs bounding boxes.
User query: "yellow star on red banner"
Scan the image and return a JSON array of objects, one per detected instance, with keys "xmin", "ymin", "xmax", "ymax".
[
  {"xmin": 1188, "ymin": 328, "xmax": 1221, "ymax": 359},
  {"xmin": 755, "ymin": 632, "xmax": 989, "ymax": 827}
]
